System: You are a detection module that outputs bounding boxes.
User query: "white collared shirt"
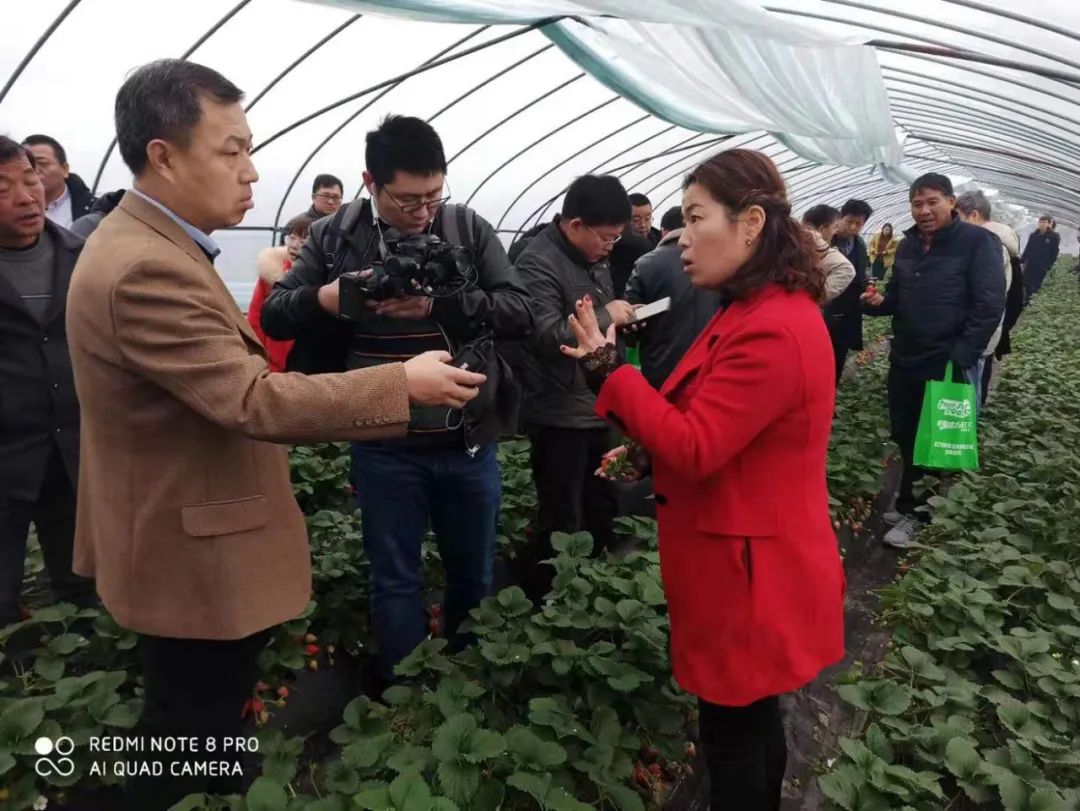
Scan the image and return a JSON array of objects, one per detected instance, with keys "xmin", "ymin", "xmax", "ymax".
[
  {"xmin": 45, "ymin": 184, "xmax": 73, "ymax": 229},
  {"xmin": 129, "ymin": 188, "xmax": 221, "ymax": 261}
]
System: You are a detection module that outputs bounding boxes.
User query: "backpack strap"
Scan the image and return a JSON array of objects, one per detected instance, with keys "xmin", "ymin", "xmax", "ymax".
[
  {"xmin": 321, "ymin": 200, "xmax": 367, "ymax": 277},
  {"xmin": 439, "ymin": 204, "xmax": 480, "ymax": 257}
]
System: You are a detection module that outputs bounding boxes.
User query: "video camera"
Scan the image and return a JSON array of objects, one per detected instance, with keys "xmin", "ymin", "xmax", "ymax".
[{"xmin": 338, "ymin": 233, "xmax": 475, "ymax": 319}]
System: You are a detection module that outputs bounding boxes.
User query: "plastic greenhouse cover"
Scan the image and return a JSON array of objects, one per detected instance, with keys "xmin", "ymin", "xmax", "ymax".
[{"xmin": 2, "ymin": 0, "xmax": 1077, "ymax": 302}]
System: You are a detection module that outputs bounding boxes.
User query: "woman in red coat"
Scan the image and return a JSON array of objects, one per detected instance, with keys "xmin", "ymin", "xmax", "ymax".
[
  {"xmin": 247, "ymin": 214, "xmax": 313, "ymax": 372},
  {"xmin": 562, "ymin": 149, "xmax": 845, "ymax": 810}
]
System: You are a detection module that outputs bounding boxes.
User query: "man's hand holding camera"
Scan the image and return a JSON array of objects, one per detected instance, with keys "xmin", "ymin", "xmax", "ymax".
[
  {"xmin": 317, "ymin": 275, "xmax": 433, "ymax": 320},
  {"xmin": 371, "ymin": 295, "xmax": 433, "ymax": 320}
]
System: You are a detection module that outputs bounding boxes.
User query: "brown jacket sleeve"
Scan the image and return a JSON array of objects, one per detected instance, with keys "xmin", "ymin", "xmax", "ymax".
[{"xmin": 110, "ymin": 258, "xmax": 410, "ymax": 444}]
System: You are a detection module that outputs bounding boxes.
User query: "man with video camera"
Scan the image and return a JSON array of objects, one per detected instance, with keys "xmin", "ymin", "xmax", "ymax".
[{"xmin": 262, "ymin": 115, "xmax": 531, "ymax": 684}]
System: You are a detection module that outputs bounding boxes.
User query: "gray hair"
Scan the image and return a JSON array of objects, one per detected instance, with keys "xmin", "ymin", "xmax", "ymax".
[
  {"xmin": 115, "ymin": 59, "xmax": 243, "ymax": 177},
  {"xmin": 955, "ymin": 190, "xmax": 992, "ymax": 221}
]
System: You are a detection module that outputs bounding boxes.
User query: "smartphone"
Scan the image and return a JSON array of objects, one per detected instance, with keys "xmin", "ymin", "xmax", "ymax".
[{"xmin": 628, "ymin": 297, "xmax": 671, "ymax": 323}]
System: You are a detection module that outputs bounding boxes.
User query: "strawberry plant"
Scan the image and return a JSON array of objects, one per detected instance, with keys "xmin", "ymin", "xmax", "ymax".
[
  {"xmin": 497, "ymin": 438, "xmax": 537, "ymax": 558},
  {"xmin": 820, "ymin": 269, "xmax": 1080, "ymax": 810},
  {"xmin": 827, "ymin": 324, "xmax": 895, "ymax": 533},
  {"xmin": 0, "ymin": 603, "xmax": 141, "ymax": 807},
  {"xmin": 291, "ymin": 442, "xmax": 354, "ymax": 514},
  {"xmin": 216, "ymin": 531, "xmax": 694, "ymax": 811}
]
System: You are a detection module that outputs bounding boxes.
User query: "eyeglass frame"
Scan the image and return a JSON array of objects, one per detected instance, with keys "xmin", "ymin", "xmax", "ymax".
[
  {"xmin": 379, "ymin": 178, "xmax": 452, "ymax": 215},
  {"xmin": 313, "ymin": 190, "xmax": 344, "ymax": 204},
  {"xmin": 583, "ymin": 222, "xmax": 623, "ymax": 247}
]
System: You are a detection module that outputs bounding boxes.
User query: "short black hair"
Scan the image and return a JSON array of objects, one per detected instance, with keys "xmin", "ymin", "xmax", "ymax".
[
  {"xmin": 1039, "ymin": 214, "xmax": 1052, "ymax": 222},
  {"xmin": 840, "ymin": 198, "xmax": 873, "ymax": 221},
  {"xmin": 909, "ymin": 173, "xmax": 953, "ymax": 201},
  {"xmin": 22, "ymin": 134, "xmax": 66, "ymax": 165},
  {"xmin": 0, "ymin": 135, "xmax": 35, "ymax": 167},
  {"xmin": 312, "ymin": 174, "xmax": 343, "ymax": 195},
  {"xmin": 562, "ymin": 175, "xmax": 631, "ymax": 227},
  {"xmin": 628, "ymin": 193, "xmax": 651, "ymax": 208},
  {"xmin": 802, "ymin": 203, "xmax": 840, "ymax": 229},
  {"xmin": 115, "ymin": 59, "xmax": 244, "ymax": 176},
  {"xmin": 365, "ymin": 115, "xmax": 446, "ymax": 188},
  {"xmin": 660, "ymin": 205, "xmax": 684, "ymax": 231}
]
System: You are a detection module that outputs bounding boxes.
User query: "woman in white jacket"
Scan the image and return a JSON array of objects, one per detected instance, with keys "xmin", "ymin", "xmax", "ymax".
[
  {"xmin": 802, "ymin": 204, "xmax": 856, "ymax": 305},
  {"xmin": 956, "ymin": 191, "xmax": 1019, "ymax": 406}
]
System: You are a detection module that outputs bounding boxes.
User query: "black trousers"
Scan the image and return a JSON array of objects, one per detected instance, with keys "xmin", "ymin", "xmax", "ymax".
[
  {"xmin": 699, "ymin": 696, "xmax": 787, "ymax": 810},
  {"xmin": 980, "ymin": 356, "xmax": 994, "ymax": 407},
  {"xmin": 832, "ymin": 342, "xmax": 849, "ymax": 386},
  {"xmin": 887, "ymin": 364, "xmax": 932, "ymax": 517},
  {"xmin": 0, "ymin": 447, "xmax": 95, "ymax": 626},
  {"xmin": 520, "ymin": 425, "xmax": 617, "ymax": 602},
  {"xmin": 127, "ymin": 629, "xmax": 273, "ymax": 811}
]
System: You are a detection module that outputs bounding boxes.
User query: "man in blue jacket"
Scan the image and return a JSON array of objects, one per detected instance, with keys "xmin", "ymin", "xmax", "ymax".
[{"xmin": 863, "ymin": 174, "xmax": 1005, "ymax": 549}]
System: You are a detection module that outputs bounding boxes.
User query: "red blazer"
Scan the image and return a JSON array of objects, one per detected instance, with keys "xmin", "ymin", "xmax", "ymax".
[{"xmin": 595, "ymin": 283, "xmax": 845, "ymax": 706}]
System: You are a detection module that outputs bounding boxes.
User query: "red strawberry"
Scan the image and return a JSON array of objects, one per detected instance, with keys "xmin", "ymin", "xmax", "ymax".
[
  {"xmin": 633, "ymin": 763, "xmax": 649, "ymax": 787},
  {"xmin": 428, "ymin": 618, "xmax": 440, "ymax": 636},
  {"xmin": 305, "ymin": 644, "xmax": 319, "ymax": 656},
  {"xmin": 648, "ymin": 763, "xmax": 662, "ymax": 778},
  {"xmin": 429, "ymin": 603, "xmax": 442, "ymax": 619},
  {"xmin": 277, "ymin": 686, "xmax": 289, "ymax": 699},
  {"xmin": 251, "ymin": 697, "xmax": 264, "ymax": 715},
  {"xmin": 685, "ymin": 742, "xmax": 697, "ymax": 758}
]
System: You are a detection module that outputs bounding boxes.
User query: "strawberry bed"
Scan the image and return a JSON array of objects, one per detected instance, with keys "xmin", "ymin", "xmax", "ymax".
[
  {"xmin": 818, "ymin": 269, "xmax": 1080, "ymax": 811},
  {"xmin": 0, "ymin": 295, "xmax": 911, "ymax": 811}
]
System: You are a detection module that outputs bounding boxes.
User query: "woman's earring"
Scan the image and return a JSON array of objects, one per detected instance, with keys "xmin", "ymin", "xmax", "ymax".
[{"xmin": 745, "ymin": 238, "xmax": 752, "ymax": 245}]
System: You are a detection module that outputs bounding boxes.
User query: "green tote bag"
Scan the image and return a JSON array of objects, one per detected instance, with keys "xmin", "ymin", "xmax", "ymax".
[{"xmin": 913, "ymin": 362, "xmax": 980, "ymax": 470}]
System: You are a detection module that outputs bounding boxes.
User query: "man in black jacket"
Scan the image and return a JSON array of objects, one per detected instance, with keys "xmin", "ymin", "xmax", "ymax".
[
  {"xmin": 515, "ymin": 175, "xmax": 637, "ymax": 601},
  {"xmin": 22, "ymin": 135, "xmax": 95, "ymax": 230},
  {"xmin": 625, "ymin": 206, "xmax": 723, "ymax": 389},
  {"xmin": 69, "ymin": 189, "xmax": 126, "ymax": 239},
  {"xmin": 262, "ymin": 116, "xmax": 531, "ymax": 681},
  {"xmin": 826, "ymin": 198, "xmax": 872, "ymax": 383},
  {"xmin": 863, "ymin": 174, "xmax": 1005, "ymax": 549},
  {"xmin": 1021, "ymin": 215, "xmax": 1059, "ymax": 301},
  {"xmin": 629, "ymin": 192, "xmax": 662, "ymax": 246},
  {"xmin": 306, "ymin": 173, "xmax": 345, "ymax": 220},
  {"xmin": 0, "ymin": 137, "xmax": 95, "ymax": 627}
]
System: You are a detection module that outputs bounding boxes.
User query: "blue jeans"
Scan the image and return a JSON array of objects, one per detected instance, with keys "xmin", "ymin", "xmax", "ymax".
[{"xmin": 351, "ymin": 443, "xmax": 500, "ymax": 680}]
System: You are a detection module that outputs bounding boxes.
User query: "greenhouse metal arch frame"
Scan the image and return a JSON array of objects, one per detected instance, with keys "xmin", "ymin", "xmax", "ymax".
[{"xmin": 3, "ymin": 0, "xmax": 1078, "ymax": 269}]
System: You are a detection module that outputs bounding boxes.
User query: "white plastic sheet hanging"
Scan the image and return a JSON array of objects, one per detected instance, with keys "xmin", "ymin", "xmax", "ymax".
[{"xmin": 308, "ymin": 0, "xmax": 903, "ymax": 169}]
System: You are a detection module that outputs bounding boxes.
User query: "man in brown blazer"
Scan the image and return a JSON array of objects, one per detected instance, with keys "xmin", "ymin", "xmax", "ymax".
[{"xmin": 66, "ymin": 59, "xmax": 485, "ymax": 809}]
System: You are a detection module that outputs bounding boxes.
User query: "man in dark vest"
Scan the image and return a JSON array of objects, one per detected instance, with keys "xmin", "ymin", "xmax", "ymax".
[{"xmin": 0, "ymin": 136, "xmax": 95, "ymax": 627}]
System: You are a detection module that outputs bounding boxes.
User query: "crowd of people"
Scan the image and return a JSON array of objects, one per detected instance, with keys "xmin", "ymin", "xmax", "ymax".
[{"xmin": 0, "ymin": 55, "xmax": 1068, "ymax": 810}]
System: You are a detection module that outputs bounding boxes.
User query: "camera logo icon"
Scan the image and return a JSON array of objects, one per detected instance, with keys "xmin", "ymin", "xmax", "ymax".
[{"xmin": 34, "ymin": 736, "xmax": 75, "ymax": 777}]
